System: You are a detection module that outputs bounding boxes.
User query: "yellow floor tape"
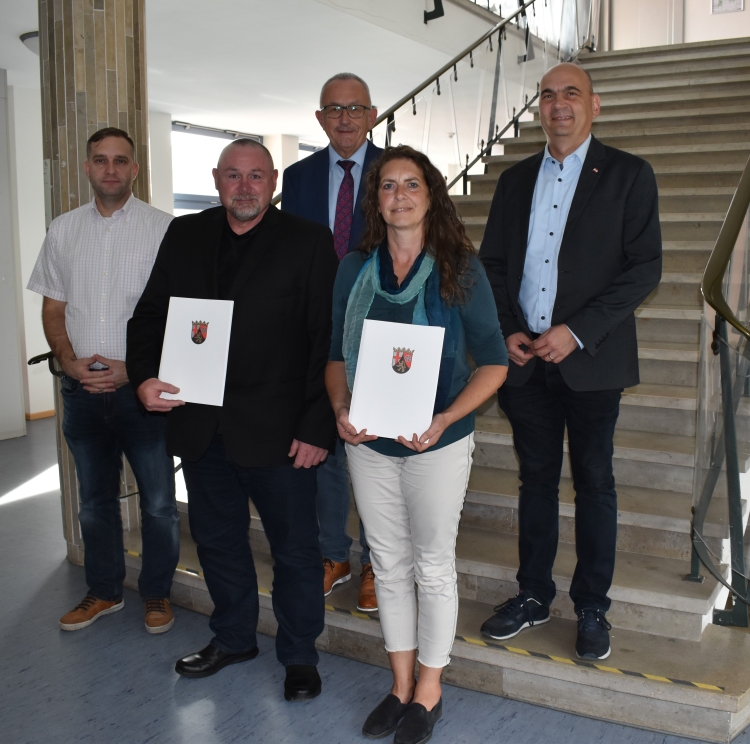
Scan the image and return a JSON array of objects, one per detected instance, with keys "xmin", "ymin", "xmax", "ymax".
[{"xmin": 125, "ymin": 549, "xmax": 724, "ymax": 693}]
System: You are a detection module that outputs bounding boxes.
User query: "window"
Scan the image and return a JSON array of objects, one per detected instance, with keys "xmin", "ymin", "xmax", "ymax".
[{"xmin": 171, "ymin": 122, "xmax": 263, "ymax": 215}]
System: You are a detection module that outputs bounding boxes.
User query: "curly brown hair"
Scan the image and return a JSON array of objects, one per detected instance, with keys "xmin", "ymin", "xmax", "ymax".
[{"xmin": 359, "ymin": 145, "xmax": 475, "ymax": 305}]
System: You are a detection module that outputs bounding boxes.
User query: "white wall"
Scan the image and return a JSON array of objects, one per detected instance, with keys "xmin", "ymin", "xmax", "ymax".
[
  {"xmin": 149, "ymin": 110, "xmax": 174, "ymax": 214},
  {"xmin": 684, "ymin": 0, "xmax": 750, "ymax": 43},
  {"xmin": 264, "ymin": 134, "xmax": 300, "ymax": 196},
  {"xmin": 0, "ymin": 70, "xmax": 28, "ymax": 439},
  {"xmin": 611, "ymin": 0, "xmax": 684, "ymax": 50},
  {"xmin": 8, "ymin": 85, "xmax": 53, "ymax": 418}
]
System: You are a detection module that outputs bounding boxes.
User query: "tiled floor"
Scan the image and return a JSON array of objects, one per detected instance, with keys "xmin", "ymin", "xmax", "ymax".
[{"xmin": 1, "ymin": 418, "xmax": 747, "ymax": 744}]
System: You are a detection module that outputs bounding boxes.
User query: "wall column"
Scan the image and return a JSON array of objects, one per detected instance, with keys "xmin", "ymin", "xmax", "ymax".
[
  {"xmin": 0, "ymin": 70, "xmax": 28, "ymax": 442},
  {"xmin": 37, "ymin": 0, "xmax": 150, "ymax": 563},
  {"xmin": 39, "ymin": 0, "xmax": 150, "ymax": 219}
]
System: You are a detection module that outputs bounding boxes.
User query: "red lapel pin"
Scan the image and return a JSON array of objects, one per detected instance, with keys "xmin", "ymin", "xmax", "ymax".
[{"xmin": 593, "ymin": 168, "xmax": 599, "ymax": 173}]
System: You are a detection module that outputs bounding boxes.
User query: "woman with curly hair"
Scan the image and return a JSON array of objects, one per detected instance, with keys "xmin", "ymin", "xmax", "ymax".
[{"xmin": 326, "ymin": 145, "xmax": 508, "ymax": 743}]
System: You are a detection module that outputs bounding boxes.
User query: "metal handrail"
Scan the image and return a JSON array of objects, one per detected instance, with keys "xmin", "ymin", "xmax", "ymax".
[
  {"xmin": 371, "ymin": 0, "xmax": 538, "ymax": 132},
  {"xmin": 701, "ymin": 154, "xmax": 750, "ymax": 341}
]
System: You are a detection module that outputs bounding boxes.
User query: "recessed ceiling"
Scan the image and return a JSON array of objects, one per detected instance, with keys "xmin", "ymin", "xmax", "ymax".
[{"xmin": 0, "ymin": 0, "xmax": 492, "ymax": 145}]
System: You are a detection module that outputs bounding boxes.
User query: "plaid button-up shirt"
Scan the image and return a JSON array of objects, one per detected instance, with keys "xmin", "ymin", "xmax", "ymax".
[{"xmin": 27, "ymin": 195, "xmax": 173, "ymax": 361}]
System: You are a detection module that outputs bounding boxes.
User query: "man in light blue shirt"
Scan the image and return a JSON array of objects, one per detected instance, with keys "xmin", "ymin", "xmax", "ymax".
[
  {"xmin": 518, "ymin": 135, "xmax": 590, "ymax": 348},
  {"xmin": 479, "ymin": 63, "xmax": 662, "ymax": 662}
]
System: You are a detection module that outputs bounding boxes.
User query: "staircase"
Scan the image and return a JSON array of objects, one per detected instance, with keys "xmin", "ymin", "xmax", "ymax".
[{"xmin": 121, "ymin": 37, "xmax": 750, "ymax": 744}]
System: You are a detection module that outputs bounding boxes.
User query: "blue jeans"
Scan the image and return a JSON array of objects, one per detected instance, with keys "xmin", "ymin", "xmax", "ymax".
[
  {"xmin": 497, "ymin": 360, "xmax": 622, "ymax": 613},
  {"xmin": 316, "ymin": 437, "xmax": 370, "ymax": 566},
  {"xmin": 182, "ymin": 433, "xmax": 324, "ymax": 665},
  {"xmin": 61, "ymin": 379, "xmax": 179, "ymax": 602}
]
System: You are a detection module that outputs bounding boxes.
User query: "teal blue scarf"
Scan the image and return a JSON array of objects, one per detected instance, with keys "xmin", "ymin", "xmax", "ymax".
[{"xmin": 342, "ymin": 245, "xmax": 457, "ymax": 413}]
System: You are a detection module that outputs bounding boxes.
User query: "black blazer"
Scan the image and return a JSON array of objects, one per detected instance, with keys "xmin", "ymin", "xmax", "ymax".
[
  {"xmin": 281, "ymin": 140, "xmax": 383, "ymax": 252},
  {"xmin": 126, "ymin": 205, "xmax": 339, "ymax": 467},
  {"xmin": 479, "ymin": 136, "xmax": 662, "ymax": 392}
]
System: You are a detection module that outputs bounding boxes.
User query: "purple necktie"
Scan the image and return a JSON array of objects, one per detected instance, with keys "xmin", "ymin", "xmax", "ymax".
[{"xmin": 333, "ymin": 160, "xmax": 355, "ymax": 261}]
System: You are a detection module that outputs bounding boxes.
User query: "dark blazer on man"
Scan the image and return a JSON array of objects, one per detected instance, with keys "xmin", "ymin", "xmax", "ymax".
[
  {"xmin": 126, "ymin": 204, "xmax": 339, "ymax": 467},
  {"xmin": 479, "ymin": 135, "xmax": 662, "ymax": 392},
  {"xmin": 281, "ymin": 140, "xmax": 383, "ymax": 252}
]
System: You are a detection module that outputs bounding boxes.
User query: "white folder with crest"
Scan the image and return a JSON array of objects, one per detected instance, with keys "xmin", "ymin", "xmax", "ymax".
[
  {"xmin": 348, "ymin": 319, "xmax": 445, "ymax": 440},
  {"xmin": 158, "ymin": 296, "xmax": 234, "ymax": 407}
]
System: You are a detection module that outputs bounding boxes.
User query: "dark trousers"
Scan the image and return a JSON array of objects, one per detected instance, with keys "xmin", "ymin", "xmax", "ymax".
[
  {"xmin": 182, "ymin": 434, "xmax": 324, "ymax": 666},
  {"xmin": 61, "ymin": 379, "xmax": 179, "ymax": 602},
  {"xmin": 316, "ymin": 437, "xmax": 370, "ymax": 566},
  {"xmin": 497, "ymin": 360, "xmax": 622, "ymax": 612}
]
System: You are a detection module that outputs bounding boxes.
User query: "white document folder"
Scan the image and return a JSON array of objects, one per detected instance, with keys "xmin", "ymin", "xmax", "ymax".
[
  {"xmin": 158, "ymin": 297, "xmax": 234, "ymax": 407},
  {"xmin": 348, "ymin": 319, "xmax": 445, "ymax": 440}
]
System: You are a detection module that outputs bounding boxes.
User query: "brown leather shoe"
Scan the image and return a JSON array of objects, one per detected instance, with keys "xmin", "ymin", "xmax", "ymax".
[
  {"xmin": 357, "ymin": 563, "xmax": 378, "ymax": 612},
  {"xmin": 59, "ymin": 594, "xmax": 124, "ymax": 631},
  {"xmin": 323, "ymin": 558, "xmax": 351, "ymax": 596},
  {"xmin": 144, "ymin": 598, "xmax": 175, "ymax": 634}
]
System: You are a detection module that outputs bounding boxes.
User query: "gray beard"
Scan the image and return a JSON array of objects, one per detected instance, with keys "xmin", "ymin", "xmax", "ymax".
[{"xmin": 228, "ymin": 195, "xmax": 261, "ymax": 222}]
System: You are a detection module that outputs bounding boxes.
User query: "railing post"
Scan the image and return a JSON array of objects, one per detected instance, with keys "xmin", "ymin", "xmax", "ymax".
[
  {"xmin": 487, "ymin": 32, "xmax": 503, "ymax": 148},
  {"xmin": 712, "ymin": 315, "xmax": 749, "ymax": 627}
]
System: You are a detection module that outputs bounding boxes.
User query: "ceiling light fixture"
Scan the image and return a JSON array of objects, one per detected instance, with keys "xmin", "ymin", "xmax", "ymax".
[{"xmin": 20, "ymin": 31, "xmax": 40, "ymax": 56}]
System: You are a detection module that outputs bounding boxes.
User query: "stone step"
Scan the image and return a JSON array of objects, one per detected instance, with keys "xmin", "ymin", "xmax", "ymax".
[
  {"xmin": 581, "ymin": 38, "xmax": 750, "ymax": 69},
  {"xmin": 518, "ymin": 105, "xmax": 750, "ymax": 134},
  {"xmin": 638, "ymin": 340, "xmax": 699, "ymax": 387},
  {"xmin": 483, "ymin": 145, "xmax": 750, "ymax": 176},
  {"xmin": 461, "ymin": 212, "xmax": 722, "ymax": 247},
  {"xmin": 635, "ymin": 305, "xmax": 702, "ymax": 346},
  {"xmin": 473, "ymin": 414, "xmax": 696, "ymax": 493},
  {"xmin": 462, "ymin": 465, "xmax": 728, "ymax": 561},
  {"xmin": 499, "ymin": 123, "xmax": 750, "ymax": 157},
  {"xmin": 643, "ymin": 271, "xmax": 702, "ymax": 309},
  {"xmin": 593, "ymin": 72, "xmax": 750, "ymax": 98},
  {"xmin": 122, "ymin": 541, "xmax": 750, "ymax": 743},
  {"xmin": 581, "ymin": 55, "xmax": 750, "ymax": 86},
  {"xmin": 241, "ymin": 514, "xmax": 722, "ymax": 642}
]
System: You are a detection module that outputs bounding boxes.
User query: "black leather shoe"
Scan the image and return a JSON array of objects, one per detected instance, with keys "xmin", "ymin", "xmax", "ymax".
[
  {"xmin": 284, "ymin": 664, "xmax": 321, "ymax": 701},
  {"xmin": 395, "ymin": 699, "xmax": 443, "ymax": 744},
  {"xmin": 480, "ymin": 592, "xmax": 549, "ymax": 640},
  {"xmin": 363, "ymin": 693, "xmax": 410, "ymax": 739},
  {"xmin": 175, "ymin": 643, "xmax": 259, "ymax": 678}
]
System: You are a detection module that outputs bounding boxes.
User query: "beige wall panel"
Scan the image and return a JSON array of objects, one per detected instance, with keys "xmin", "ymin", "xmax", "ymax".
[{"xmin": 684, "ymin": 0, "xmax": 750, "ymax": 43}]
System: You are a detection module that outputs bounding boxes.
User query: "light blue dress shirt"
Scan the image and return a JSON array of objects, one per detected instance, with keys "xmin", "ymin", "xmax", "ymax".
[
  {"xmin": 519, "ymin": 134, "xmax": 592, "ymax": 347},
  {"xmin": 327, "ymin": 140, "xmax": 368, "ymax": 231}
]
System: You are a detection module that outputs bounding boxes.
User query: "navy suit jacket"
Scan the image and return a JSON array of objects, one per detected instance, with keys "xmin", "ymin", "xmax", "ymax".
[
  {"xmin": 281, "ymin": 140, "xmax": 383, "ymax": 253},
  {"xmin": 479, "ymin": 136, "xmax": 662, "ymax": 392}
]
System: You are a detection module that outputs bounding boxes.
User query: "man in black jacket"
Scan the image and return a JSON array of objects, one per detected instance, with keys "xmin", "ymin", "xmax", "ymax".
[
  {"xmin": 478, "ymin": 63, "xmax": 662, "ymax": 660},
  {"xmin": 126, "ymin": 138, "xmax": 338, "ymax": 701}
]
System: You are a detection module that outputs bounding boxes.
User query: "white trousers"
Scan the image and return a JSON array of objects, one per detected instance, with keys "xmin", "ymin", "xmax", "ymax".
[{"xmin": 346, "ymin": 434, "xmax": 474, "ymax": 668}]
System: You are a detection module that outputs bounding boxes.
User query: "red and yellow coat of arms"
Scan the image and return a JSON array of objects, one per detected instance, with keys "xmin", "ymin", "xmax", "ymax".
[
  {"xmin": 392, "ymin": 347, "xmax": 414, "ymax": 374},
  {"xmin": 191, "ymin": 320, "xmax": 209, "ymax": 345}
]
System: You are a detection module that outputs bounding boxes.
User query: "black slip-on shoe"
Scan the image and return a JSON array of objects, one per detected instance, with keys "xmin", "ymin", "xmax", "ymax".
[
  {"xmin": 394, "ymin": 699, "xmax": 443, "ymax": 744},
  {"xmin": 175, "ymin": 643, "xmax": 259, "ymax": 678},
  {"xmin": 284, "ymin": 664, "xmax": 322, "ymax": 701},
  {"xmin": 575, "ymin": 608, "xmax": 612, "ymax": 660},
  {"xmin": 480, "ymin": 592, "xmax": 550, "ymax": 640},
  {"xmin": 363, "ymin": 693, "xmax": 410, "ymax": 739}
]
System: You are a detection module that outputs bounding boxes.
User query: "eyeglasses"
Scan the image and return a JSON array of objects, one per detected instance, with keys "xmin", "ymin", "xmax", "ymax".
[{"xmin": 320, "ymin": 104, "xmax": 372, "ymax": 119}]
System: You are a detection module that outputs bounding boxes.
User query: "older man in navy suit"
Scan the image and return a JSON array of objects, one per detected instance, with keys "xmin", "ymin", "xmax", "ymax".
[{"xmin": 283, "ymin": 72, "xmax": 383, "ymax": 612}]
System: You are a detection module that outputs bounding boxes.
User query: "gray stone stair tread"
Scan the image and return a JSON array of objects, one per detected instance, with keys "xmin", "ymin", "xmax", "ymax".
[
  {"xmin": 581, "ymin": 47, "xmax": 750, "ymax": 70},
  {"xmin": 652, "ymin": 272, "xmax": 701, "ymax": 282},
  {"xmin": 635, "ymin": 305, "xmax": 702, "ymax": 320},
  {"xmin": 498, "ymin": 122, "xmax": 750, "ymax": 146},
  {"xmin": 590, "ymin": 91, "xmax": 750, "ymax": 108},
  {"xmin": 452, "ymin": 597, "xmax": 750, "ymax": 699},
  {"xmin": 454, "ymin": 525, "xmax": 716, "ymax": 612},
  {"xmin": 593, "ymin": 105, "xmax": 750, "ymax": 124},
  {"xmin": 660, "ymin": 212, "xmax": 726, "ymax": 222},
  {"xmin": 624, "ymin": 382, "xmax": 697, "ymax": 399},
  {"xmin": 662, "ymin": 241, "xmax": 715, "ymax": 251},
  {"xmin": 475, "ymin": 414, "xmax": 696, "ymax": 466},
  {"xmin": 594, "ymin": 74, "xmax": 750, "ymax": 95},
  {"xmin": 468, "ymin": 465, "xmax": 692, "ymax": 524},
  {"xmin": 638, "ymin": 341, "xmax": 700, "ymax": 362},
  {"xmin": 659, "ymin": 188, "xmax": 737, "ymax": 196}
]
